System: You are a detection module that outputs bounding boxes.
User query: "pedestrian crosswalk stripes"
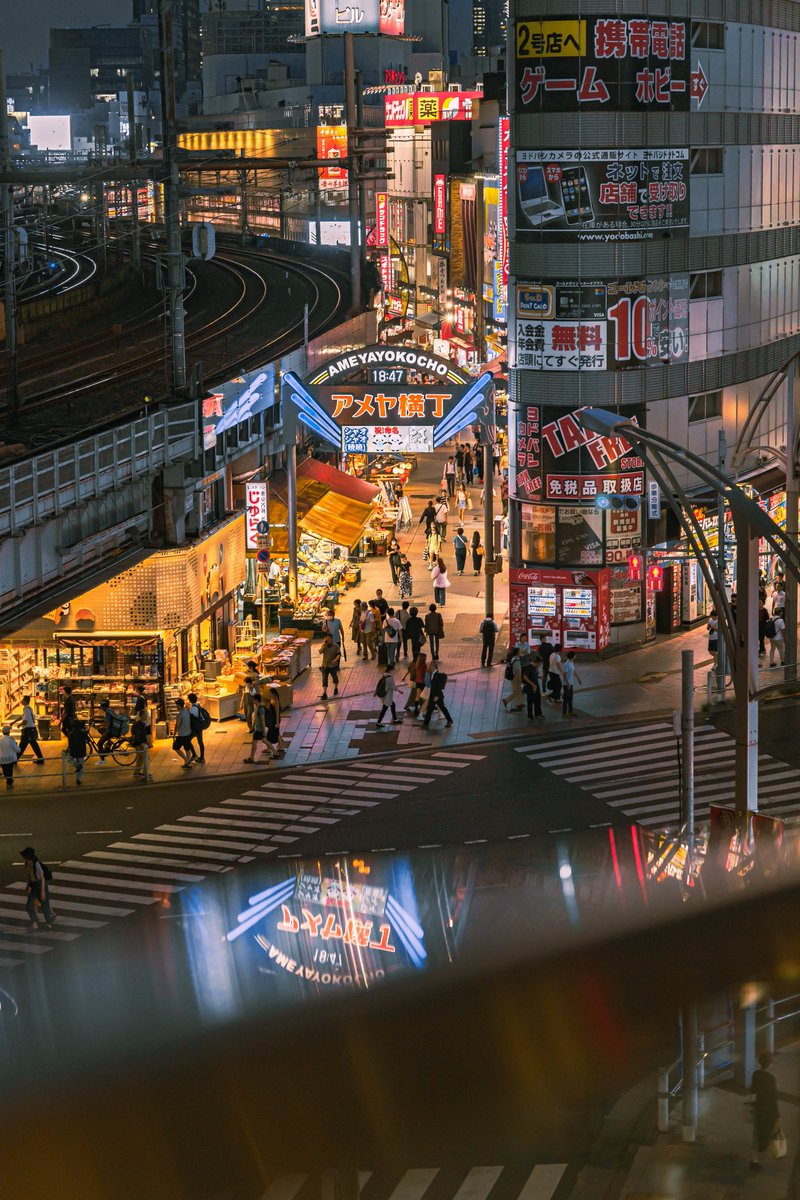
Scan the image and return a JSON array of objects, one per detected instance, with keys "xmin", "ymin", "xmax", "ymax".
[
  {"xmin": 516, "ymin": 721, "xmax": 800, "ymax": 829},
  {"xmin": 260, "ymin": 1164, "xmax": 568, "ymax": 1200},
  {"xmin": 0, "ymin": 748, "xmax": 486, "ymax": 970}
]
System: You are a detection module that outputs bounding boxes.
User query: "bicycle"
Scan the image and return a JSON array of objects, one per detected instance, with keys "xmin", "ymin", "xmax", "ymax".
[{"xmin": 83, "ymin": 724, "xmax": 137, "ymax": 767}]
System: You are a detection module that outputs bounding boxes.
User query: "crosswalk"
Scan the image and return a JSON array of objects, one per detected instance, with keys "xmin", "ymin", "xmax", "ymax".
[
  {"xmin": 516, "ymin": 721, "xmax": 800, "ymax": 828},
  {"xmin": 0, "ymin": 749, "xmax": 485, "ymax": 971},
  {"xmin": 261, "ymin": 1163, "xmax": 569, "ymax": 1200}
]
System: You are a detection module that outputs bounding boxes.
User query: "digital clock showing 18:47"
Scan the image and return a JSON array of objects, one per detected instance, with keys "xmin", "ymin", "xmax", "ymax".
[{"xmin": 370, "ymin": 368, "xmax": 407, "ymax": 384}]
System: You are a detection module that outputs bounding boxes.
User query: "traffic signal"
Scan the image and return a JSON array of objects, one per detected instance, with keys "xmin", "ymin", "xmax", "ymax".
[
  {"xmin": 595, "ymin": 493, "xmax": 642, "ymax": 511},
  {"xmin": 627, "ymin": 551, "xmax": 644, "ymax": 582},
  {"xmin": 647, "ymin": 563, "xmax": 665, "ymax": 592}
]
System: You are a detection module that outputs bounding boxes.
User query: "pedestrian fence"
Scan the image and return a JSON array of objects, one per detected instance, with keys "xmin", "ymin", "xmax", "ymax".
[{"xmin": 657, "ymin": 994, "xmax": 800, "ymax": 1133}]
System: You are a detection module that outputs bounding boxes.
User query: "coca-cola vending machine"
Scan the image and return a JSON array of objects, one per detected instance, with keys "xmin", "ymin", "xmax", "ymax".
[{"xmin": 509, "ymin": 566, "xmax": 611, "ymax": 653}]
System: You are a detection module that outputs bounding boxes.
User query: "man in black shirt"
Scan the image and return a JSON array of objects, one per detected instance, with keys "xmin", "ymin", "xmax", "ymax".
[
  {"xmin": 419, "ymin": 498, "xmax": 437, "ymax": 535},
  {"xmin": 538, "ymin": 633, "xmax": 554, "ymax": 675}
]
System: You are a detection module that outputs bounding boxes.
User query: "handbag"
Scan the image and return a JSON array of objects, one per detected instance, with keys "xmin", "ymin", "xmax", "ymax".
[{"xmin": 769, "ymin": 1125, "xmax": 788, "ymax": 1158}]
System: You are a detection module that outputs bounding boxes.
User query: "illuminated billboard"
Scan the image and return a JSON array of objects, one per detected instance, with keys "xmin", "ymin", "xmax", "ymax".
[
  {"xmin": 28, "ymin": 114, "xmax": 71, "ymax": 151},
  {"xmin": 305, "ymin": 0, "xmax": 404, "ymax": 35},
  {"xmin": 317, "ymin": 125, "xmax": 348, "ymax": 192},
  {"xmin": 384, "ymin": 91, "xmax": 482, "ymax": 127}
]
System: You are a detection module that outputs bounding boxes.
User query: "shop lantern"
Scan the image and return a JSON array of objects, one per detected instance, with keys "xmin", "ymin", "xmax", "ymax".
[
  {"xmin": 647, "ymin": 563, "xmax": 665, "ymax": 592},
  {"xmin": 627, "ymin": 551, "xmax": 644, "ymax": 582}
]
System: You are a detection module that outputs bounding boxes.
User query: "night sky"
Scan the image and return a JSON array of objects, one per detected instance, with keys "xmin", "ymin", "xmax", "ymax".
[{"xmin": 5, "ymin": 1, "xmax": 135, "ymax": 72}]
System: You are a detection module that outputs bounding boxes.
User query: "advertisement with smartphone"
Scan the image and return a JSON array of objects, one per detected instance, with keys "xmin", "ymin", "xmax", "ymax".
[{"xmin": 515, "ymin": 148, "xmax": 689, "ymax": 241}]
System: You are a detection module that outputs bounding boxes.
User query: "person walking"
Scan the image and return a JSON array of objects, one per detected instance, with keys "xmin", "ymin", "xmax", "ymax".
[
  {"xmin": 17, "ymin": 696, "xmax": 45, "ymax": 764},
  {"xmin": 405, "ymin": 605, "xmax": 425, "ymax": 660},
  {"xmin": 706, "ymin": 610, "xmax": 719, "ymax": 664},
  {"xmin": 350, "ymin": 598, "xmax": 363, "ymax": 655},
  {"xmin": 375, "ymin": 664, "xmax": 401, "ymax": 727},
  {"xmin": 425, "ymin": 602, "xmax": 444, "ymax": 660},
  {"xmin": 464, "ymin": 445, "xmax": 474, "ymax": 485},
  {"xmin": 425, "ymin": 526, "xmax": 441, "ymax": 565},
  {"xmin": 361, "ymin": 602, "xmax": 377, "ymax": 660},
  {"xmin": 561, "ymin": 651, "xmax": 582, "ymax": 718},
  {"xmin": 419, "ymin": 497, "xmax": 437, "ymax": 538},
  {"xmin": 453, "ymin": 527, "xmax": 468, "ymax": 575},
  {"xmin": 750, "ymin": 1051, "xmax": 782, "ymax": 1170},
  {"xmin": 471, "ymin": 530, "xmax": 485, "ymax": 575},
  {"xmin": 172, "ymin": 697, "xmax": 197, "ymax": 767},
  {"xmin": 398, "ymin": 554, "xmax": 413, "ymax": 599},
  {"xmin": 242, "ymin": 660, "xmax": 260, "ymax": 730},
  {"xmin": 61, "ymin": 683, "xmax": 77, "ymax": 737},
  {"xmin": 455, "ymin": 444, "xmax": 465, "ymax": 482},
  {"xmin": 768, "ymin": 611, "xmax": 786, "ymax": 667},
  {"xmin": 422, "ymin": 664, "xmax": 453, "ymax": 728},
  {"xmin": 243, "ymin": 692, "xmax": 275, "ymax": 764},
  {"xmin": 501, "ymin": 646, "xmax": 524, "ymax": 712},
  {"xmin": 431, "ymin": 556, "xmax": 451, "ymax": 607},
  {"xmin": 187, "ymin": 692, "xmax": 208, "ymax": 763},
  {"xmin": 523, "ymin": 654, "xmax": 544, "ymax": 721},
  {"xmin": 269, "ymin": 687, "xmax": 287, "ymax": 757},
  {"xmin": 0, "ymin": 726, "xmax": 20, "ymax": 789},
  {"xmin": 434, "ymin": 496, "xmax": 450, "ymax": 541},
  {"xmin": 319, "ymin": 632, "xmax": 341, "ymax": 700},
  {"xmin": 474, "ymin": 440, "xmax": 484, "ymax": 483},
  {"xmin": 538, "ymin": 632, "xmax": 555, "ymax": 684},
  {"xmin": 758, "ymin": 598, "xmax": 770, "ymax": 657},
  {"xmin": 455, "ymin": 484, "xmax": 468, "ymax": 524},
  {"xmin": 548, "ymin": 643, "xmax": 564, "ymax": 703},
  {"xmin": 131, "ymin": 713, "xmax": 150, "ymax": 780},
  {"xmin": 322, "ymin": 607, "xmax": 346, "ymax": 659},
  {"xmin": 444, "ymin": 457, "xmax": 456, "ymax": 498},
  {"xmin": 374, "ymin": 588, "xmax": 389, "ymax": 617},
  {"xmin": 480, "ymin": 614, "xmax": 498, "ymax": 667},
  {"xmin": 134, "ymin": 685, "xmax": 153, "ymax": 748},
  {"xmin": 21, "ymin": 847, "xmax": 55, "ymax": 930},
  {"xmin": 492, "ymin": 441, "xmax": 501, "ymax": 476},
  {"xmin": 263, "ymin": 694, "xmax": 282, "ymax": 761},
  {"xmin": 403, "ymin": 651, "xmax": 427, "ymax": 714},
  {"xmin": 66, "ymin": 718, "xmax": 89, "ymax": 785},
  {"xmin": 383, "ymin": 608, "xmax": 402, "ymax": 667},
  {"xmin": 388, "ymin": 539, "xmax": 402, "ymax": 587}
]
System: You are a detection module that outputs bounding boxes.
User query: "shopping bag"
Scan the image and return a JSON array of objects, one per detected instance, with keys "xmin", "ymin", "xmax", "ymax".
[{"xmin": 769, "ymin": 1125, "xmax": 788, "ymax": 1158}]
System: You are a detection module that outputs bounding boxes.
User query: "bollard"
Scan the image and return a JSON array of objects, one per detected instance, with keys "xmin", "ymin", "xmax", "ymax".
[
  {"xmin": 698, "ymin": 1031, "xmax": 705, "ymax": 1090},
  {"xmin": 767, "ymin": 1000, "xmax": 775, "ymax": 1057},
  {"xmin": 657, "ymin": 1067, "xmax": 671, "ymax": 1133},
  {"xmin": 143, "ymin": 744, "xmax": 151, "ymax": 784},
  {"xmin": 707, "ymin": 671, "xmax": 713, "ymax": 707},
  {"xmin": 61, "ymin": 750, "xmax": 67, "ymax": 788}
]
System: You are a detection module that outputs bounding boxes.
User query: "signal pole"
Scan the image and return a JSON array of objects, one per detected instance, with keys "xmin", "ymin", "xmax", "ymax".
[
  {"xmin": 344, "ymin": 33, "xmax": 361, "ymax": 315},
  {"xmin": 157, "ymin": 0, "xmax": 187, "ymax": 396}
]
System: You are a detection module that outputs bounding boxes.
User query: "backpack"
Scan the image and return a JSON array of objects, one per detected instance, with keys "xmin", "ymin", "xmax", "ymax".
[
  {"xmin": 765, "ymin": 618, "xmax": 776, "ymax": 639},
  {"xmin": 434, "ymin": 672, "xmax": 447, "ymax": 689},
  {"xmin": 198, "ymin": 706, "xmax": 212, "ymax": 730},
  {"xmin": 112, "ymin": 713, "xmax": 130, "ymax": 735},
  {"xmin": 39, "ymin": 860, "xmax": 53, "ymax": 882},
  {"xmin": 504, "ymin": 660, "xmax": 515, "ymax": 681},
  {"xmin": 376, "ymin": 675, "xmax": 388, "ymax": 698}
]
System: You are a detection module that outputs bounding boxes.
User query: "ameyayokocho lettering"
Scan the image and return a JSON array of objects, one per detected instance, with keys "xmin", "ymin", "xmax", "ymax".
[{"xmin": 320, "ymin": 347, "xmax": 451, "ymax": 380}]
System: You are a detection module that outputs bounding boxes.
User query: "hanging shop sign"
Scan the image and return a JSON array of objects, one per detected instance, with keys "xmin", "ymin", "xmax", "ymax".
[
  {"xmin": 317, "ymin": 125, "xmax": 348, "ymax": 192},
  {"xmin": 282, "ymin": 344, "xmax": 494, "ymax": 455},
  {"xmin": 513, "ymin": 16, "xmax": 690, "ymax": 113},
  {"xmin": 513, "ymin": 276, "xmax": 689, "ymax": 370},
  {"xmin": 509, "ymin": 404, "xmax": 645, "ymax": 504},
  {"xmin": 375, "ymin": 192, "xmax": 389, "ymax": 247},
  {"xmin": 433, "ymin": 174, "xmax": 447, "ymax": 237},
  {"xmin": 305, "ymin": 0, "xmax": 404, "ymax": 36},
  {"xmin": 203, "ymin": 362, "xmax": 276, "ymax": 449},
  {"xmin": 515, "ymin": 149, "xmax": 689, "ymax": 243},
  {"xmin": 498, "ymin": 116, "xmax": 510, "ymax": 289},
  {"xmin": 384, "ymin": 91, "xmax": 482, "ymax": 127},
  {"xmin": 245, "ymin": 482, "xmax": 269, "ymax": 556}
]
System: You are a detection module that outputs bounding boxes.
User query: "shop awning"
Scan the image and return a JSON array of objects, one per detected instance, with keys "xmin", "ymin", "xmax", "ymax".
[
  {"xmin": 415, "ymin": 311, "xmax": 441, "ymax": 329},
  {"xmin": 268, "ymin": 458, "xmax": 380, "ymax": 552}
]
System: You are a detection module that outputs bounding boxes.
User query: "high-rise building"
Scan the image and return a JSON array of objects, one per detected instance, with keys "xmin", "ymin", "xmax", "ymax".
[
  {"xmin": 132, "ymin": 0, "xmax": 202, "ymax": 97},
  {"xmin": 49, "ymin": 26, "xmax": 157, "ymax": 109},
  {"xmin": 473, "ymin": 0, "xmax": 507, "ymax": 56}
]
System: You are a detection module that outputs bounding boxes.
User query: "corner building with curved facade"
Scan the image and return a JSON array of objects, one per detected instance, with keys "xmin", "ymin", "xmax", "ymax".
[{"xmin": 506, "ymin": 0, "xmax": 800, "ymax": 649}]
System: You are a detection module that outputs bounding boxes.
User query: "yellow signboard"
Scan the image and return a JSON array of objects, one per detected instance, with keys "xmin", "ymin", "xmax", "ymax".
[{"xmin": 516, "ymin": 20, "xmax": 586, "ymax": 58}]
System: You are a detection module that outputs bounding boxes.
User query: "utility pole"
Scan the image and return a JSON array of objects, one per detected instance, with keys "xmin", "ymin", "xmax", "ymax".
[
  {"xmin": 0, "ymin": 50, "xmax": 20, "ymax": 413},
  {"xmin": 343, "ymin": 33, "xmax": 361, "ymax": 315},
  {"xmin": 157, "ymin": 0, "xmax": 187, "ymax": 396},
  {"xmin": 785, "ymin": 355, "xmax": 799, "ymax": 681},
  {"xmin": 716, "ymin": 429, "xmax": 727, "ymax": 700},
  {"xmin": 680, "ymin": 649, "xmax": 695, "ymax": 837},
  {"xmin": 126, "ymin": 71, "xmax": 142, "ymax": 274}
]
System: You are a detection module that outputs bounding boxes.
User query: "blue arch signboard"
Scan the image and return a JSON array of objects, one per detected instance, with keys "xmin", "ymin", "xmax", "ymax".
[{"xmin": 282, "ymin": 344, "xmax": 496, "ymax": 452}]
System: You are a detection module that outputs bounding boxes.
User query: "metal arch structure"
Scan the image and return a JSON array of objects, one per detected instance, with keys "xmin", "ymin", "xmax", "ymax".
[{"xmin": 579, "ymin": 408, "xmax": 800, "ymax": 815}]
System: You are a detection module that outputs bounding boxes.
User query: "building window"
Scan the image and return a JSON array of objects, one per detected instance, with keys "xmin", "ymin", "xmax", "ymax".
[
  {"xmin": 688, "ymin": 390, "xmax": 723, "ymax": 422},
  {"xmin": 691, "ymin": 148, "xmax": 723, "ymax": 174},
  {"xmin": 690, "ymin": 270, "xmax": 723, "ymax": 299},
  {"xmin": 691, "ymin": 21, "xmax": 724, "ymax": 49}
]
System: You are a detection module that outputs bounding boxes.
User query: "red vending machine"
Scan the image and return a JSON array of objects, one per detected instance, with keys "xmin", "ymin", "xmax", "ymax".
[{"xmin": 509, "ymin": 567, "xmax": 611, "ymax": 653}]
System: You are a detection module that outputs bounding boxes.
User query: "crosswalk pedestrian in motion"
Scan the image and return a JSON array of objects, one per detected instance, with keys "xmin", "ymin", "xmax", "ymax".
[
  {"xmin": 516, "ymin": 721, "xmax": 800, "ymax": 828},
  {"xmin": 0, "ymin": 750, "xmax": 485, "ymax": 971},
  {"xmin": 261, "ymin": 1163, "xmax": 569, "ymax": 1200}
]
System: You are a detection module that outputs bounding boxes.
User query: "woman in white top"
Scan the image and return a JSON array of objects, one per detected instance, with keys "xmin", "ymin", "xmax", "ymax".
[
  {"xmin": 431, "ymin": 557, "xmax": 451, "ymax": 607},
  {"xmin": 455, "ymin": 485, "xmax": 468, "ymax": 523}
]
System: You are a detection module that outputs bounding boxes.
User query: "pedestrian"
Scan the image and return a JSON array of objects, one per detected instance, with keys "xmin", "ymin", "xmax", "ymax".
[
  {"xmin": 548, "ymin": 643, "xmax": 564, "ymax": 702},
  {"xmin": 500, "ymin": 477, "xmax": 509, "ymax": 517},
  {"xmin": 398, "ymin": 554, "xmax": 413, "ymax": 599},
  {"xmin": 375, "ymin": 664, "xmax": 400, "ymax": 727},
  {"xmin": 471, "ymin": 530, "xmax": 485, "ymax": 575},
  {"xmin": 406, "ymin": 604, "xmax": 425, "ymax": 660},
  {"xmin": 492, "ymin": 441, "xmax": 501, "ymax": 476},
  {"xmin": 403, "ymin": 651, "xmax": 427, "ymax": 714},
  {"xmin": 66, "ymin": 718, "xmax": 89, "ymax": 785},
  {"xmin": 758, "ymin": 599, "xmax": 769, "ymax": 657},
  {"xmin": 444, "ymin": 456, "xmax": 456, "ymax": 497},
  {"xmin": 0, "ymin": 725, "xmax": 20, "ymax": 789},
  {"xmin": 501, "ymin": 646, "xmax": 524, "ymax": 711},
  {"xmin": 419, "ymin": 497, "xmax": 437, "ymax": 537},
  {"xmin": 21, "ymin": 847, "xmax": 56, "ymax": 930},
  {"xmin": 707, "ymin": 610, "xmax": 719, "ymax": 663},
  {"xmin": 187, "ymin": 691, "xmax": 209, "ymax": 763},
  {"xmin": 242, "ymin": 660, "xmax": 259, "ymax": 730},
  {"xmin": 383, "ymin": 608, "xmax": 402, "ymax": 667},
  {"xmin": 131, "ymin": 714, "xmax": 150, "ymax": 779},
  {"xmin": 17, "ymin": 696, "xmax": 45, "ymax": 764},
  {"xmin": 269, "ymin": 687, "xmax": 287, "ymax": 757},
  {"xmin": 398, "ymin": 600, "xmax": 411, "ymax": 656},
  {"xmin": 319, "ymin": 632, "xmax": 341, "ymax": 700},
  {"xmin": 523, "ymin": 655, "xmax": 545, "ymax": 721},
  {"xmin": 350, "ymin": 598, "xmax": 363, "ymax": 654},
  {"xmin": 539, "ymin": 632, "xmax": 555, "ymax": 680},
  {"xmin": 361, "ymin": 601, "xmax": 377, "ymax": 660},
  {"xmin": 425, "ymin": 602, "xmax": 444, "ymax": 660},
  {"xmin": 772, "ymin": 583, "xmax": 786, "ymax": 617},
  {"xmin": 455, "ymin": 444, "xmax": 465, "ymax": 482},
  {"xmin": 322, "ymin": 607, "xmax": 346, "ymax": 659},
  {"xmin": 464, "ymin": 445, "xmax": 473, "ymax": 484},
  {"xmin": 431, "ymin": 556, "xmax": 451, "ymax": 606},
  {"xmin": 425, "ymin": 526, "xmax": 441, "ymax": 564},
  {"xmin": 422, "ymin": 663, "xmax": 453, "ymax": 728},
  {"xmin": 172, "ymin": 697, "xmax": 197, "ymax": 767},
  {"xmin": 61, "ymin": 684, "xmax": 77, "ymax": 736},
  {"xmin": 388, "ymin": 538, "xmax": 402, "ymax": 586},
  {"xmin": 263, "ymin": 694, "xmax": 281, "ymax": 760},
  {"xmin": 750, "ymin": 1051, "xmax": 782, "ymax": 1170},
  {"xmin": 768, "ymin": 611, "xmax": 786, "ymax": 666},
  {"xmin": 243, "ymin": 692, "xmax": 275, "ymax": 764},
  {"xmin": 480, "ymin": 613, "xmax": 498, "ymax": 667},
  {"xmin": 434, "ymin": 496, "xmax": 450, "ymax": 541},
  {"xmin": 134, "ymin": 685, "xmax": 153, "ymax": 747},
  {"xmin": 474, "ymin": 440, "xmax": 484, "ymax": 482},
  {"xmin": 374, "ymin": 588, "xmax": 389, "ymax": 617},
  {"xmin": 561, "ymin": 650, "xmax": 582, "ymax": 718},
  {"xmin": 453, "ymin": 527, "xmax": 468, "ymax": 575},
  {"xmin": 455, "ymin": 484, "xmax": 468, "ymax": 524}
]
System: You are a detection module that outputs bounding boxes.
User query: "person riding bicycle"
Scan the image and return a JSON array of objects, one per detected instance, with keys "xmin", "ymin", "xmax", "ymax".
[{"xmin": 97, "ymin": 700, "xmax": 124, "ymax": 763}]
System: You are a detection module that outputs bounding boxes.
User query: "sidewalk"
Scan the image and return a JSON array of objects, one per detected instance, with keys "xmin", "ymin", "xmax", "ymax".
[{"xmin": 572, "ymin": 1042, "xmax": 800, "ymax": 1200}]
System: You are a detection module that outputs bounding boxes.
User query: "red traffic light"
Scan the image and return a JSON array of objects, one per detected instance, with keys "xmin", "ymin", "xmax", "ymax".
[
  {"xmin": 627, "ymin": 552, "xmax": 644, "ymax": 582},
  {"xmin": 647, "ymin": 564, "xmax": 664, "ymax": 592}
]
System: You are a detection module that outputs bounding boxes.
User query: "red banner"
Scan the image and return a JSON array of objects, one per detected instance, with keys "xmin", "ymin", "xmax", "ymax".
[
  {"xmin": 317, "ymin": 126, "xmax": 348, "ymax": 192},
  {"xmin": 375, "ymin": 192, "xmax": 389, "ymax": 248},
  {"xmin": 433, "ymin": 174, "xmax": 446, "ymax": 236},
  {"xmin": 384, "ymin": 91, "xmax": 482, "ymax": 127},
  {"xmin": 498, "ymin": 116, "xmax": 509, "ymax": 288}
]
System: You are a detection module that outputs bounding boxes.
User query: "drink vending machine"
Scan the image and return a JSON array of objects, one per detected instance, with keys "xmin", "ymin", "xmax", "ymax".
[{"xmin": 509, "ymin": 566, "xmax": 611, "ymax": 652}]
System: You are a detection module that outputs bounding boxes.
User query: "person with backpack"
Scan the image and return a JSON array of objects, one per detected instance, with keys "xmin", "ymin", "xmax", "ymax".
[
  {"xmin": 66, "ymin": 718, "xmax": 89, "ymax": 785},
  {"xmin": 501, "ymin": 646, "xmax": 523, "ymax": 712},
  {"xmin": 21, "ymin": 846, "xmax": 56, "ymax": 930},
  {"xmin": 768, "ymin": 611, "xmax": 786, "ymax": 667},
  {"xmin": 453, "ymin": 527, "xmax": 469, "ymax": 575},
  {"xmin": 17, "ymin": 695, "xmax": 45, "ymax": 765},
  {"xmin": 422, "ymin": 664, "xmax": 453, "ymax": 728},
  {"xmin": 480, "ymin": 614, "xmax": 499, "ymax": 667},
  {"xmin": 0, "ymin": 726, "xmax": 20, "ymax": 789},
  {"xmin": 319, "ymin": 632, "xmax": 342, "ymax": 701},
  {"xmin": 434, "ymin": 496, "xmax": 450, "ymax": 541},
  {"xmin": 375, "ymin": 665, "xmax": 400, "ymax": 727},
  {"xmin": 187, "ymin": 692, "xmax": 210, "ymax": 764},
  {"xmin": 425, "ymin": 602, "xmax": 445, "ymax": 660},
  {"xmin": 243, "ymin": 693, "xmax": 276, "ymax": 764},
  {"xmin": 131, "ymin": 714, "xmax": 150, "ymax": 780},
  {"xmin": 172, "ymin": 697, "xmax": 197, "ymax": 768},
  {"xmin": 383, "ymin": 608, "xmax": 402, "ymax": 667}
]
